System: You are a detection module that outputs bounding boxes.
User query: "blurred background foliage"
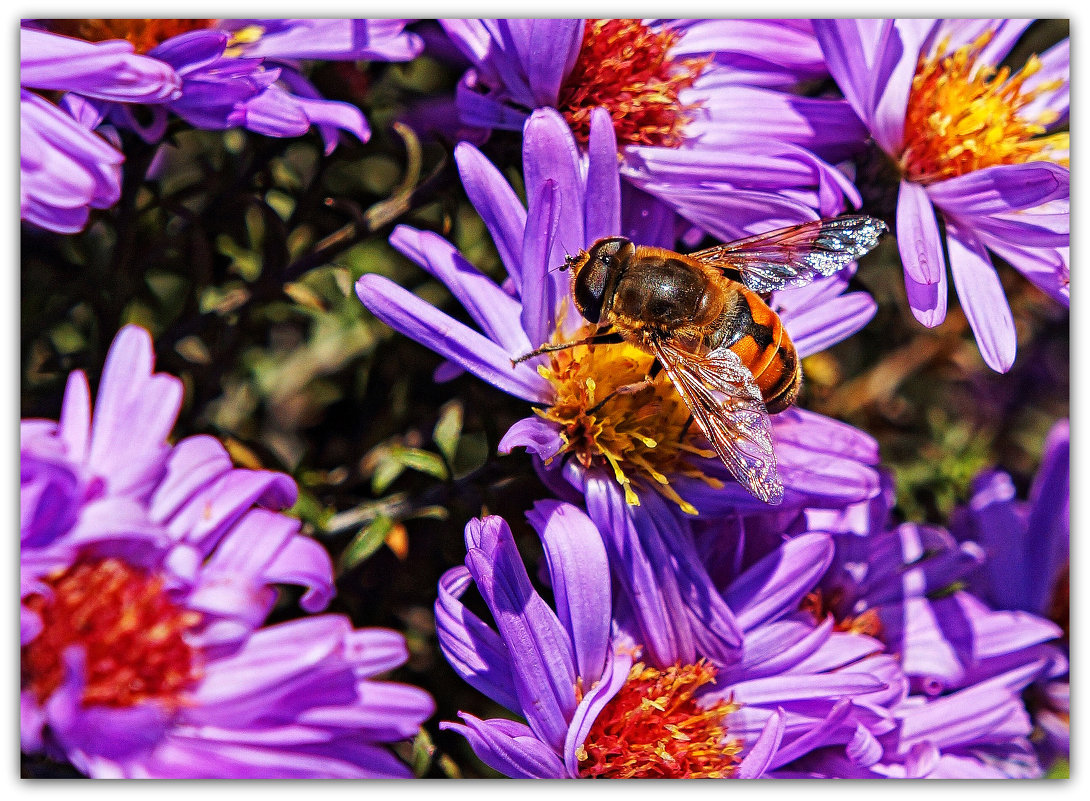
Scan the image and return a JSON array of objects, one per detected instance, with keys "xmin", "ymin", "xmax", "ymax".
[{"xmin": 21, "ymin": 20, "xmax": 1068, "ymax": 778}]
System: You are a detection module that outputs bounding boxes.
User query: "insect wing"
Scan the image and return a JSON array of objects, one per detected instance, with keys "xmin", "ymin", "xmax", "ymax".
[
  {"xmin": 651, "ymin": 338, "xmax": 784, "ymax": 504},
  {"xmin": 690, "ymin": 215, "xmax": 887, "ymax": 293}
]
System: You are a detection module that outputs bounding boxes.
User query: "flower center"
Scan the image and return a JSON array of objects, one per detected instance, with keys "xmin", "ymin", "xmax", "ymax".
[
  {"xmin": 22, "ymin": 558, "xmax": 203, "ymax": 708},
  {"xmin": 899, "ymin": 31, "xmax": 1068, "ymax": 184},
  {"xmin": 578, "ymin": 659, "xmax": 741, "ymax": 778},
  {"xmin": 557, "ymin": 19, "xmax": 708, "ymax": 148},
  {"xmin": 800, "ymin": 588, "xmax": 884, "ymax": 639},
  {"xmin": 536, "ymin": 328, "xmax": 721, "ymax": 515},
  {"xmin": 45, "ymin": 19, "xmax": 214, "ymax": 53}
]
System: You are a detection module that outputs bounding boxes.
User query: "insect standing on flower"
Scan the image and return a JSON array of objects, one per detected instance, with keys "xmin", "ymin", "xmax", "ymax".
[{"xmin": 514, "ymin": 216, "xmax": 887, "ymax": 505}]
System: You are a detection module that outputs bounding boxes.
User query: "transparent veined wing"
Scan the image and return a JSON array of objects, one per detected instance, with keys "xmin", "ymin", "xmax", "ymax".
[
  {"xmin": 688, "ymin": 215, "xmax": 887, "ymax": 293},
  {"xmin": 650, "ymin": 337, "xmax": 783, "ymax": 504}
]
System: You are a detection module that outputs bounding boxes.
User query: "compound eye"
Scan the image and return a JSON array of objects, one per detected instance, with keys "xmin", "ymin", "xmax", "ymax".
[{"xmin": 574, "ymin": 260, "xmax": 608, "ymax": 323}]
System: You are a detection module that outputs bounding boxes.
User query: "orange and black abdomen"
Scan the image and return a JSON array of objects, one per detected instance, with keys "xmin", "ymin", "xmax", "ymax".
[{"xmin": 720, "ymin": 286, "xmax": 801, "ymax": 414}]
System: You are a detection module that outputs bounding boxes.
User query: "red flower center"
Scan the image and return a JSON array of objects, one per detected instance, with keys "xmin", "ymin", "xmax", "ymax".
[
  {"xmin": 22, "ymin": 558, "xmax": 203, "ymax": 708},
  {"xmin": 45, "ymin": 20, "xmax": 214, "ymax": 54},
  {"xmin": 800, "ymin": 588, "xmax": 884, "ymax": 639},
  {"xmin": 557, "ymin": 19, "xmax": 708, "ymax": 148},
  {"xmin": 578, "ymin": 659, "xmax": 742, "ymax": 778}
]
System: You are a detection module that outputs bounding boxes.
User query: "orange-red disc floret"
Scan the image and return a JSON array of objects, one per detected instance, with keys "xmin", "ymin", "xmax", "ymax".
[
  {"xmin": 47, "ymin": 20, "xmax": 214, "ymax": 54},
  {"xmin": 22, "ymin": 558, "xmax": 203, "ymax": 708},
  {"xmin": 899, "ymin": 31, "xmax": 1068, "ymax": 184},
  {"xmin": 557, "ymin": 19, "xmax": 708, "ymax": 148},
  {"xmin": 800, "ymin": 588, "xmax": 884, "ymax": 639},
  {"xmin": 578, "ymin": 659, "xmax": 742, "ymax": 778}
]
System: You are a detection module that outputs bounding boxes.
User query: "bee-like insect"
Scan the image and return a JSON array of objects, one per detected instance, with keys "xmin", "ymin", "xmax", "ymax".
[{"xmin": 514, "ymin": 215, "xmax": 887, "ymax": 504}]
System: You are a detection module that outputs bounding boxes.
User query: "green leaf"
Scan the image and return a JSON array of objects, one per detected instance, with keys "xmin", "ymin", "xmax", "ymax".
[
  {"xmin": 432, "ymin": 400, "xmax": 464, "ymax": 464},
  {"xmin": 389, "ymin": 446, "xmax": 449, "ymax": 481},
  {"xmin": 338, "ymin": 516, "xmax": 394, "ymax": 572},
  {"xmin": 371, "ymin": 457, "xmax": 407, "ymax": 495}
]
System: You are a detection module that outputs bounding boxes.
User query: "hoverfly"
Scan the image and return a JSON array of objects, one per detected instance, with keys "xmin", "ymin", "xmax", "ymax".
[{"xmin": 514, "ymin": 215, "xmax": 887, "ymax": 504}]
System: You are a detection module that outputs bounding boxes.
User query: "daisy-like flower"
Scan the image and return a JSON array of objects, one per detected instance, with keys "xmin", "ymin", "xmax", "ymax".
[
  {"xmin": 25, "ymin": 19, "xmax": 423, "ymax": 154},
  {"xmin": 438, "ymin": 18, "xmax": 868, "ymax": 242},
  {"xmin": 437, "ymin": 503, "xmax": 903, "ymax": 778},
  {"xmin": 763, "ymin": 470, "xmax": 1066, "ymax": 778},
  {"xmin": 951, "ymin": 419, "xmax": 1069, "ymax": 767},
  {"xmin": 813, "ymin": 19, "xmax": 1070, "ymax": 372},
  {"xmin": 21, "ymin": 325, "xmax": 435, "ymax": 778},
  {"xmin": 358, "ymin": 107, "xmax": 882, "ymax": 664},
  {"xmin": 19, "ymin": 27, "xmax": 180, "ymax": 232}
]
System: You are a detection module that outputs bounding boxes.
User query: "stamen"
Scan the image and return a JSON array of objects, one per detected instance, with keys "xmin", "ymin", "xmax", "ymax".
[
  {"xmin": 536, "ymin": 327, "xmax": 721, "ymax": 515},
  {"xmin": 900, "ymin": 31, "xmax": 1068, "ymax": 184},
  {"xmin": 579, "ymin": 660, "xmax": 742, "ymax": 778},
  {"xmin": 557, "ymin": 19, "xmax": 709, "ymax": 148},
  {"xmin": 45, "ymin": 19, "xmax": 214, "ymax": 54},
  {"xmin": 800, "ymin": 589, "xmax": 884, "ymax": 639},
  {"xmin": 22, "ymin": 558, "xmax": 203, "ymax": 708}
]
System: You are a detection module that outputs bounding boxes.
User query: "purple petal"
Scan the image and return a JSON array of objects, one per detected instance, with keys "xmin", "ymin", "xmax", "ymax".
[
  {"xmin": 584, "ymin": 107, "xmax": 621, "ymax": 245},
  {"xmin": 505, "ymin": 19, "xmax": 583, "ymax": 107},
  {"xmin": 454, "ymin": 142, "xmax": 528, "ymax": 289},
  {"xmin": 583, "ymin": 474, "xmax": 694, "ymax": 667},
  {"xmin": 526, "ymin": 500, "xmax": 611, "ymax": 684},
  {"xmin": 87, "ymin": 325, "xmax": 182, "ymax": 493},
  {"xmin": 497, "ymin": 416, "xmax": 562, "ymax": 462},
  {"xmin": 871, "ymin": 20, "xmax": 934, "ymax": 154},
  {"xmin": 356, "ymin": 273, "xmax": 551, "ymax": 402},
  {"xmin": 946, "ymin": 226, "xmax": 1017, "ymax": 372},
  {"xmin": 464, "ymin": 516, "xmax": 577, "ymax": 751},
  {"xmin": 787, "ymin": 291, "xmax": 877, "ymax": 359},
  {"xmin": 736, "ymin": 708, "xmax": 786, "ymax": 778},
  {"xmin": 434, "ymin": 566, "xmax": 520, "ymax": 713},
  {"xmin": 441, "ymin": 715, "xmax": 566, "ymax": 779},
  {"xmin": 21, "ymin": 27, "xmax": 181, "ymax": 102},
  {"xmin": 389, "ymin": 225, "xmax": 532, "ymax": 355},
  {"xmin": 519, "ymin": 178, "xmax": 563, "ymax": 347},
  {"xmin": 897, "ymin": 179, "xmax": 945, "ymax": 285},
  {"xmin": 562, "ymin": 644, "xmax": 633, "ymax": 776},
  {"xmin": 926, "ymin": 162, "xmax": 1069, "ymax": 217},
  {"xmin": 725, "ymin": 533, "xmax": 834, "ymax": 631}
]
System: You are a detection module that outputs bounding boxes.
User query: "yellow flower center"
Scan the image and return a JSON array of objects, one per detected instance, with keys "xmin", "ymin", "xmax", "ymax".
[
  {"xmin": 535, "ymin": 327, "xmax": 721, "ymax": 515},
  {"xmin": 899, "ymin": 31, "xmax": 1068, "ymax": 184},
  {"xmin": 557, "ymin": 19, "xmax": 708, "ymax": 148},
  {"xmin": 578, "ymin": 659, "xmax": 742, "ymax": 778},
  {"xmin": 22, "ymin": 558, "xmax": 203, "ymax": 709}
]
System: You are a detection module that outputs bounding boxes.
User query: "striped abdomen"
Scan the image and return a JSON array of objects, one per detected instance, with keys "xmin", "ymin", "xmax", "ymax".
[{"xmin": 719, "ymin": 286, "xmax": 800, "ymax": 414}]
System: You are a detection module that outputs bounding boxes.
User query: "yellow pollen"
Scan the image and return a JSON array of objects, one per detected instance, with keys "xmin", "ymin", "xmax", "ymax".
[
  {"xmin": 899, "ymin": 31, "xmax": 1068, "ymax": 184},
  {"xmin": 535, "ymin": 326, "xmax": 721, "ymax": 515},
  {"xmin": 579, "ymin": 660, "xmax": 742, "ymax": 779}
]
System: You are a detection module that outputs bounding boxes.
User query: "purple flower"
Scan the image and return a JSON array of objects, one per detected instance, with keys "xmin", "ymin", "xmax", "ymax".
[
  {"xmin": 26, "ymin": 20, "xmax": 423, "ymax": 155},
  {"xmin": 747, "ymin": 469, "xmax": 1064, "ymax": 777},
  {"xmin": 951, "ymin": 419, "xmax": 1069, "ymax": 766},
  {"xmin": 439, "ymin": 18, "xmax": 867, "ymax": 241},
  {"xmin": 21, "ymin": 325, "xmax": 434, "ymax": 777},
  {"xmin": 813, "ymin": 19, "xmax": 1070, "ymax": 372},
  {"xmin": 358, "ymin": 107, "xmax": 882, "ymax": 670},
  {"xmin": 437, "ymin": 503, "xmax": 903, "ymax": 778},
  {"xmin": 19, "ymin": 27, "xmax": 180, "ymax": 232},
  {"xmin": 783, "ymin": 681, "xmax": 1043, "ymax": 778}
]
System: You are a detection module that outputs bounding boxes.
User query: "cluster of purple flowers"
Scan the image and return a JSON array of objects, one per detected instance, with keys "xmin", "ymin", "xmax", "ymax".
[
  {"xmin": 21, "ymin": 326, "xmax": 435, "ymax": 777},
  {"xmin": 21, "ymin": 18, "xmax": 1068, "ymax": 779}
]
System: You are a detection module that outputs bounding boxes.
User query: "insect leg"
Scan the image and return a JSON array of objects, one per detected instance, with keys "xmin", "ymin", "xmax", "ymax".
[
  {"xmin": 586, "ymin": 360, "xmax": 665, "ymax": 414},
  {"xmin": 511, "ymin": 330, "xmax": 625, "ymax": 365}
]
